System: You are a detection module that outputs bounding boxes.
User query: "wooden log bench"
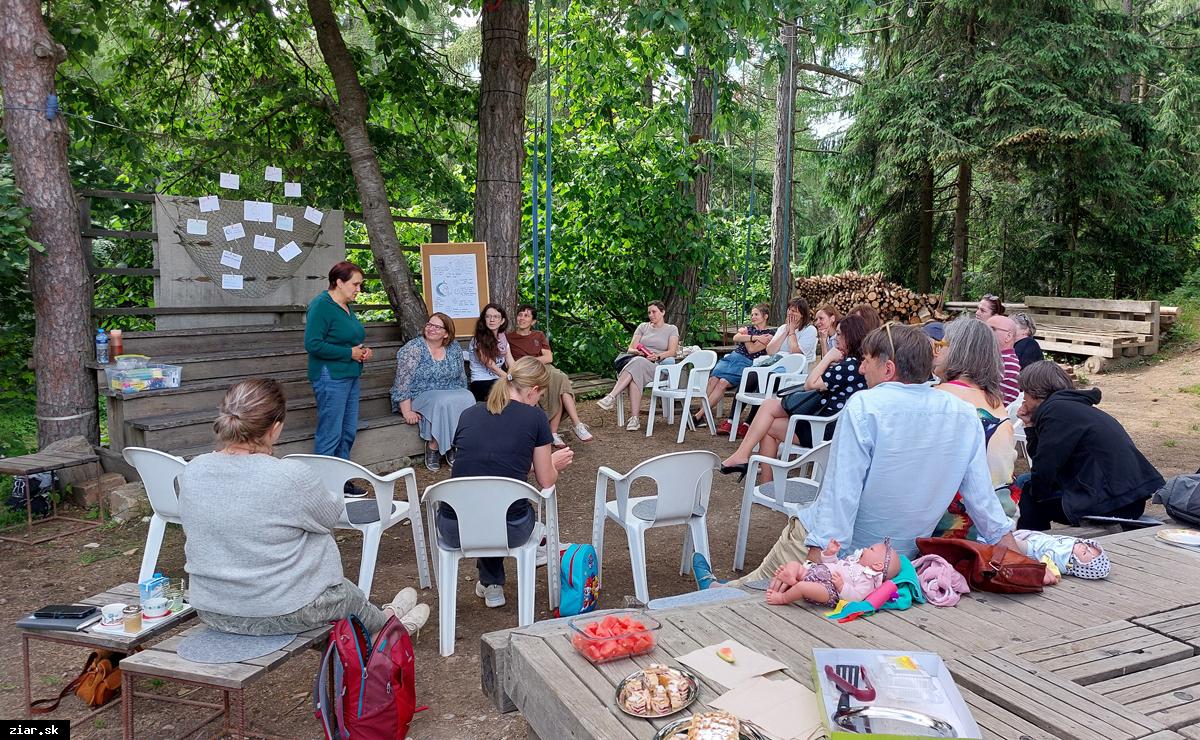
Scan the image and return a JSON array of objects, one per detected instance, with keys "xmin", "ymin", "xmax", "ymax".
[
  {"xmin": 118, "ymin": 623, "xmax": 331, "ymax": 739},
  {"xmin": 0, "ymin": 448, "xmax": 102, "ymax": 544},
  {"xmin": 1025, "ymin": 296, "xmax": 1161, "ymax": 373}
]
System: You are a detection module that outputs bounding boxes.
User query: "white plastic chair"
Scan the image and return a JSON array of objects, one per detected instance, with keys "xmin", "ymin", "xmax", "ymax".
[
  {"xmin": 616, "ymin": 359, "xmax": 676, "ymax": 429},
  {"xmin": 728, "ymin": 354, "xmax": 810, "ymax": 442},
  {"xmin": 645, "ymin": 350, "xmax": 718, "ymax": 443},
  {"xmin": 1006, "ymin": 393, "xmax": 1032, "ymax": 466},
  {"xmin": 285, "ymin": 454, "xmax": 430, "ymax": 598},
  {"xmin": 779, "ymin": 409, "xmax": 843, "ymax": 462},
  {"xmin": 592, "ymin": 450, "xmax": 720, "ymax": 604},
  {"xmin": 123, "ymin": 447, "xmax": 187, "ymax": 583},
  {"xmin": 734, "ymin": 442, "xmax": 831, "ymax": 571},
  {"xmin": 422, "ymin": 477, "xmax": 560, "ymax": 657}
]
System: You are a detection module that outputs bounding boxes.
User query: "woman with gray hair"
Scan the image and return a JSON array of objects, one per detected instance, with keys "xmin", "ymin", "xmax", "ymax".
[
  {"xmin": 1011, "ymin": 312, "xmax": 1044, "ymax": 368},
  {"xmin": 931, "ymin": 318, "xmax": 1019, "ymax": 539}
]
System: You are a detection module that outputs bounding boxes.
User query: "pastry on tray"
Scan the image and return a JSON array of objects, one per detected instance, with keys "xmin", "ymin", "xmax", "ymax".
[
  {"xmin": 619, "ymin": 664, "xmax": 692, "ymax": 715},
  {"xmin": 686, "ymin": 710, "xmax": 740, "ymax": 740}
]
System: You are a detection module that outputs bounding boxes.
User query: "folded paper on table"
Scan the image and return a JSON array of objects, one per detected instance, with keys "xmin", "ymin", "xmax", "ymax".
[
  {"xmin": 677, "ymin": 639, "xmax": 788, "ymax": 689},
  {"xmin": 711, "ymin": 676, "xmax": 826, "ymax": 740}
]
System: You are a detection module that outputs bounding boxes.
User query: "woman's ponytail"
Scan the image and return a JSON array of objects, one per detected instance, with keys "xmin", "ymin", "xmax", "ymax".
[{"xmin": 487, "ymin": 357, "xmax": 550, "ymax": 414}]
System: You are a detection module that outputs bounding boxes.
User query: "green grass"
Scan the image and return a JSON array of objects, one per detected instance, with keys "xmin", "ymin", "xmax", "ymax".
[
  {"xmin": 1165, "ymin": 439, "xmax": 1179, "ymax": 448},
  {"xmin": 1182, "ymin": 384, "xmax": 1200, "ymax": 396}
]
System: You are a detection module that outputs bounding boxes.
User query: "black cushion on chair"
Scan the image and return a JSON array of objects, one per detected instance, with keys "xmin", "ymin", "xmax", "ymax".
[{"xmin": 344, "ymin": 499, "xmax": 397, "ymax": 525}]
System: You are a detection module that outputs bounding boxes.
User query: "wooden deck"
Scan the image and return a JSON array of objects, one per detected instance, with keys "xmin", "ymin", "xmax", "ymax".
[{"xmin": 482, "ymin": 526, "xmax": 1200, "ymax": 739}]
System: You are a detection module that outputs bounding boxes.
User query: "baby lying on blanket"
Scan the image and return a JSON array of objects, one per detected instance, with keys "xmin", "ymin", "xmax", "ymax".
[
  {"xmin": 766, "ymin": 538, "xmax": 901, "ymax": 608},
  {"xmin": 1013, "ymin": 530, "xmax": 1110, "ymax": 585}
]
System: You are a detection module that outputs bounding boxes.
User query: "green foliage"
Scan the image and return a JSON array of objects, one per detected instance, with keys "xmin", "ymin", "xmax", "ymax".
[{"xmin": 0, "ymin": 159, "xmax": 36, "ymax": 405}]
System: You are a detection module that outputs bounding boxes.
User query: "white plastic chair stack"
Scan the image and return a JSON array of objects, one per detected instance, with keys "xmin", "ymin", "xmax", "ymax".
[
  {"xmin": 779, "ymin": 408, "xmax": 843, "ymax": 462},
  {"xmin": 123, "ymin": 447, "xmax": 188, "ymax": 582},
  {"xmin": 645, "ymin": 350, "xmax": 718, "ymax": 443},
  {"xmin": 591, "ymin": 450, "xmax": 720, "ymax": 604},
  {"xmin": 422, "ymin": 477, "xmax": 560, "ymax": 657},
  {"xmin": 734, "ymin": 442, "xmax": 831, "ymax": 571},
  {"xmin": 728, "ymin": 354, "xmax": 810, "ymax": 442},
  {"xmin": 1006, "ymin": 393, "xmax": 1033, "ymax": 466},
  {"xmin": 285, "ymin": 454, "xmax": 430, "ymax": 599}
]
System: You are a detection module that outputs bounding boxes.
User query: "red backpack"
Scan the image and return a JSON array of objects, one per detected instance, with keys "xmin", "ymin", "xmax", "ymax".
[{"xmin": 314, "ymin": 614, "xmax": 417, "ymax": 739}]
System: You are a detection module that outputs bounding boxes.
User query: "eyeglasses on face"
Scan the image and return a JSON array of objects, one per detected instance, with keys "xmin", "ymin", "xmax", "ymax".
[
  {"xmin": 484, "ymin": 313, "xmax": 503, "ymax": 320},
  {"xmin": 425, "ymin": 322, "xmax": 446, "ymax": 331}
]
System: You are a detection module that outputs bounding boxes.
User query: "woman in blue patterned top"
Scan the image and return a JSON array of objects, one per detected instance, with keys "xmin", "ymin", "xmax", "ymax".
[
  {"xmin": 391, "ymin": 312, "xmax": 475, "ymax": 471},
  {"xmin": 695, "ymin": 303, "xmax": 773, "ymax": 423}
]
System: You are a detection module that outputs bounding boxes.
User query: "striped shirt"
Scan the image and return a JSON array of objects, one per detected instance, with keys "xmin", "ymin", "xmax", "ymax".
[{"xmin": 1000, "ymin": 349, "xmax": 1021, "ymax": 405}]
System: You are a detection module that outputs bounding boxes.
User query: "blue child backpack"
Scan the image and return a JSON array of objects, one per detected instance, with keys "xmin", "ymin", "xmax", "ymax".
[{"xmin": 558, "ymin": 543, "xmax": 600, "ymax": 617}]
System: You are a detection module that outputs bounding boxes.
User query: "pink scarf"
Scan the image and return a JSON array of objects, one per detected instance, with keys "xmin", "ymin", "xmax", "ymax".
[{"xmin": 912, "ymin": 554, "xmax": 971, "ymax": 607}]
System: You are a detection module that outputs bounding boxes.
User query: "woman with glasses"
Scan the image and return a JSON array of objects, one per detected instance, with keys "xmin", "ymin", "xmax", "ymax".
[
  {"xmin": 931, "ymin": 317, "xmax": 1019, "ymax": 539},
  {"xmin": 975, "ymin": 294, "xmax": 1005, "ymax": 320},
  {"xmin": 467, "ymin": 303, "xmax": 517, "ymax": 402},
  {"xmin": 390, "ymin": 312, "xmax": 475, "ymax": 471},
  {"xmin": 718, "ymin": 314, "xmax": 871, "ymax": 481}
]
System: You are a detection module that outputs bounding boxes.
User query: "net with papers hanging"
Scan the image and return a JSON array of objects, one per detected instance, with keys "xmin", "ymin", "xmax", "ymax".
[{"xmin": 167, "ymin": 196, "xmax": 328, "ymax": 299}]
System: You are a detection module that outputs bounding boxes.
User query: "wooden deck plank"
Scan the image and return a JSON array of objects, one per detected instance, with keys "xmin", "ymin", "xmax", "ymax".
[
  {"xmin": 959, "ymin": 686, "xmax": 1065, "ymax": 740},
  {"xmin": 120, "ymin": 648, "xmax": 262, "ymax": 689},
  {"xmin": 1094, "ymin": 656, "xmax": 1200, "ymax": 699},
  {"xmin": 1049, "ymin": 639, "xmax": 1195, "ymax": 685},
  {"xmin": 507, "ymin": 635, "xmax": 639, "ymax": 740},
  {"xmin": 541, "ymin": 633, "xmax": 657, "ymax": 738}
]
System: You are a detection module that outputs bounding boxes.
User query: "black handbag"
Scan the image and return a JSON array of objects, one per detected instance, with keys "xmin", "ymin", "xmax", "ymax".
[
  {"xmin": 613, "ymin": 353, "xmax": 636, "ymax": 373},
  {"xmin": 781, "ymin": 388, "xmax": 824, "ymax": 416}
]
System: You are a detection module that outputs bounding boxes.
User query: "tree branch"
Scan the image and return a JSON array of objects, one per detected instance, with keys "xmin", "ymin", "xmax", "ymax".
[{"xmin": 796, "ymin": 62, "xmax": 861, "ymax": 85}]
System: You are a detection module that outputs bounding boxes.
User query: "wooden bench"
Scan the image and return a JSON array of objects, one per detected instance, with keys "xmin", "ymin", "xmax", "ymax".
[
  {"xmin": 1025, "ymin": 295, "xmax": 1160, "ymax": 373},
  {"xmin": 0, "ymin": 448, "xmax": 102, "ymax": 543},
  {"xmin": 118, "ymin": 622, "xmax": 331, "ymax": 739}
]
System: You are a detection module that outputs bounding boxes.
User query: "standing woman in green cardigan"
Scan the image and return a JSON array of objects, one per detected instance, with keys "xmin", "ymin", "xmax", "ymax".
[{"xmin": 305, "ymin": 262, "xmax": 372, "ymax": 491}]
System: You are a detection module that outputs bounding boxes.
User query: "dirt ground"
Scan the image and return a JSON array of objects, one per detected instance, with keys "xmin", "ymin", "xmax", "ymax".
[{"xmin": 2, "ymin": 347, "xmax": 1198, "ymax": 738}]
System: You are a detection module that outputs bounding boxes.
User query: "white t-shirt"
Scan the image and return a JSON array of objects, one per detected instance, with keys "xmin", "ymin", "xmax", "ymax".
[
  {"xmin": 772, "ymin": 324, "xmax": 818, "ymax": 361},
  {"xmin": 467, "ymin": 333, "xmax": 509, "ymax": 382}
]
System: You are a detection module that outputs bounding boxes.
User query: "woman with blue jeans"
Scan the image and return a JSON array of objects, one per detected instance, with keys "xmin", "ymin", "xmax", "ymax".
[{"xmin": 304, "ymin": 261, "xmax": 371, "ymax": 492}]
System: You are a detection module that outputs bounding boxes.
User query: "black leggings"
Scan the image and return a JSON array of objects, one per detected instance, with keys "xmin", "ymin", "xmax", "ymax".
[{"xmin": 469, "ymin": 380, "xmax": 496, "ymax": 402}]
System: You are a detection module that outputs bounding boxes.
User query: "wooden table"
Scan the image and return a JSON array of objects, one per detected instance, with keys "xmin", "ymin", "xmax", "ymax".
[
  {"xmin": 482, "ymin": 526, "xmax": 1200, "ymax": 739},
  {"xmin": 0, "ymin": 448, "xmax": 101, "ymax": 543},
  {"xmin": 18, "ymin": 582, "xmax": 195, "ymax": 724}
]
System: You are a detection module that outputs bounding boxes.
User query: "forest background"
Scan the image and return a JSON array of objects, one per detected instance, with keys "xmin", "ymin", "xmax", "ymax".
[{"xmin": 1, "ymin": 0, "xmax": 1199, "ymax": 457}]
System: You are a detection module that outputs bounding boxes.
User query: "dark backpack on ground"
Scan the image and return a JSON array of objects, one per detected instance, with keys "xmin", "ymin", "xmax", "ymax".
[
  {"xmin": 1153, "ymin": 475, "xmax": 1200, "ymax": 527},
  {"xmin": 6, "ymin": 472, "xmax": 55, "ymax": 518},
  {"xmin": 314, "ymin": 614, "xmax": 417, "ymax": 739}
]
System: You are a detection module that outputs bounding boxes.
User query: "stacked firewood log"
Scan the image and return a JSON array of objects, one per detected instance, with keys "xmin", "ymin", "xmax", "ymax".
[{"xmin": 794, "ymin": 272, "xmax": 945, "ymax": 324}]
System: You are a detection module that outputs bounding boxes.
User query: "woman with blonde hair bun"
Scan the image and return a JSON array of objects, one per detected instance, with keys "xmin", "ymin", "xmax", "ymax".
[
  {"xmin": 435, "ymin": 357, "xmax": 574, "ymax": 609},
  {"xmin": 178, "ymin": 378, "xmax": 429, "ymax": 637}
]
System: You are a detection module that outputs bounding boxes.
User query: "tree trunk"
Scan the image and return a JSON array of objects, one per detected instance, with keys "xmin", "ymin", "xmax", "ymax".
[
  {"xmin": 307, "ymin": 0, "xmax": 427, "ymax": 339},
  {"xmin": 662, "ymin": 66, "xmax": 713, "ymax": 334},
  {"xmin": 0, "ymin": 0, "xmax": 98, "ymax": 446},
  {"xmin": 475, "ymin": 0, "xmax": 535, "ymax": 317},
  {"xmin": 916, "ymin": 164, "xmax": 934, "ymax": 293},
  {"xmin": 769, "ymin": 19, "xmax": 798, "ymax": 323},
  {"xmin": 948, "ymin": 161, "xmax": 971, "ymax": 300}
]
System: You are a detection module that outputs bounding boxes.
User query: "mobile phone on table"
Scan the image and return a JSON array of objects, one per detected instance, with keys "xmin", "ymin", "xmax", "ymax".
[{"xmin": 33, "ymin": 604, "xmax": 98, "ymax": 619}]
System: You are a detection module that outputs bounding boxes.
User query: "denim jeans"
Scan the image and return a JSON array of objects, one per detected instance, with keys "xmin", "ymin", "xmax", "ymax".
[{"xmin": 312, "ymin": 366, "xmax": 360, "ymax": 459}]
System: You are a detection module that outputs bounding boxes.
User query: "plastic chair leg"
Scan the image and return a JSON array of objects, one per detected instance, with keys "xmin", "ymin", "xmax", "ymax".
[
  {"xmin": 138, "ymin": 515, "xmax": 168, "ymax": 583},
  {"xmin": 437, "ymin": 553, "xmax": 461, "ymax": 657},
  {"xmin": 617, "ymin": 394, "xmax": 625, "ymax": 427},
  {"xmin": 680, "ymin": 525, "xmax": 693, "ymax": 576},
  {"xmin": 408, "ymin": 513, "xmax": 432, "ymax": 589},
  {"xmin": 646, "ymin": 392, "xmax": 658, "ymax": 437},
  {"xmin": 515, "ymin": 550, "xmax": 536, "ymax": 627},
  {"xmin": 688, "ymin": 516, "xmax": 711, "ymax": 566},
  {"xmin": 729, "ymin": 401, "xmax": 743, "ymax": 442},
  {"xmin": 357, "ymin": 525, "xmax": 382, "ymax": 600},
  {"xmin": 626, "ymin": 526, "xmax": 651, "ymax": 605},
  {"xmin": 734, "ymin": 487, "xmax": 756, "ymax": 572},
  {"xmin": 592, "ymin": 513, "xmax": 606, "ymax": 592},
  {"xmin": 701, "ymin": 398, "xmax": 717, "ymax": 435}
]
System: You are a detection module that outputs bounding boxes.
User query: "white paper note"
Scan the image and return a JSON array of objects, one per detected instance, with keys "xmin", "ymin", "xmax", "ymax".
[
  {"xmin": 284, "ymin": 182, "xmax": 302, "ymax": 198},
  {"xmin": 223, "ymin": 223, "xmax": 245, "ymax": 241},
  {"xmin": 243, "ymin": 200, "xmax": 274, "ymax": 223},
  {"xmin": 198, "ymin": 195, "xmax": 219, "ymax": 213},
  {"xmin": 303, "ymin": 206, "xmax": 323, "ymax": 225},
  {"xmin": 253, "ymin": 234, "xmax": 276, "ymax": 252},
  {"xmin": 186, "ymin": 219, "xmax": 207, "ymax": 235},
  {"xmin": 219, "ymin": 250, "xmax": 242, "ymax": 269},
  {"xmin": 428, "ymin": 253, "xmax": 480, "ymax": 317},
  {"xmin": 221, "ymin": 274, "xmax": 243, "ymax": 290},
  {"xmin": 278, "ymin": 241, "xmax": 302, "ymax": 263},
  {"xmin": 264, "ymin": 166, "xmax": 283, "ymax": 183},
  {"xmin": 219, "ymin": 172, "xmax": 240, "ymax": 190},
  {"xmin": 275, "ymin": 215, "xmax": 293, "ymax": 231}
]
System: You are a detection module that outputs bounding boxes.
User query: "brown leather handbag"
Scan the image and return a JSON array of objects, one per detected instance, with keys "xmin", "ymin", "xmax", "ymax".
[
  {"xmin": 30, "ymin": 650, "xmax": 124, "ymax": 713},
  {"xmin": 915, "ymin": 537, "xmax": 1045, "ymax": 594}
]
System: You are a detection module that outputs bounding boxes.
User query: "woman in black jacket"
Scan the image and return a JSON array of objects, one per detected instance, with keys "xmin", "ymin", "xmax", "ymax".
[{"xmin": 1016, "ymin": 361, "xmax": 1164, "ymax": 529}]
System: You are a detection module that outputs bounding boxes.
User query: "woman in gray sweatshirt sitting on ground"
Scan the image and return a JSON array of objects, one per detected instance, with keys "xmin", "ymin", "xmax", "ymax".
[{"xmin": 177, "ymin": 378, "xmax": 429, "ymax": 637}]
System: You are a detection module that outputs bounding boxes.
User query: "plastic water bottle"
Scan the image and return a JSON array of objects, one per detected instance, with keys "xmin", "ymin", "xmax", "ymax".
[{"xmin": 95, "ymin": 328, "xmax": 109, "ymax": 364}]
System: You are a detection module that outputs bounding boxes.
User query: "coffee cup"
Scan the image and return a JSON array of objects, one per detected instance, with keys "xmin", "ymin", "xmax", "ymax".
[
  {"xmin": 142, "ymin": 597, "xmax": 169, "ymax": 618},
  {"xmin": 101, "ymin": 603, "xmax": 125, "ymax": 627}
]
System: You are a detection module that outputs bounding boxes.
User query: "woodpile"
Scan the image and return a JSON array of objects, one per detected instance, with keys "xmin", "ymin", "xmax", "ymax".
[
  {"xmin": 794, "ymin": 271, "xmax": 944, "ymax": 324},
  {"xmin": 1161, "ymin": 306, "xmax": 1178, "ymax": 332}
]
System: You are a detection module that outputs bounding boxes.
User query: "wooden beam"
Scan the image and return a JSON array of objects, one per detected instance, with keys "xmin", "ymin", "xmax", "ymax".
[
  {"xmin": 82, "ymin": 227, "xmax": 157, "ymax": 240},
  {"xmin": 93, "ymin": 305, "xmax": 308, "ymax": 316},
  {"xmin": 1025, "ymin": 295, "xmax": 1159, "ymax": 315},
  {"xmin": 77, "ymin": 189, "xmax": 157, "ymax": 203},
  {"xmin": 343, "ymin": 211, "xmax": 454, "ymax": 226},
  {"xmin": 91, "ymin": 267, "xmax": 160, "ymax": 277}
]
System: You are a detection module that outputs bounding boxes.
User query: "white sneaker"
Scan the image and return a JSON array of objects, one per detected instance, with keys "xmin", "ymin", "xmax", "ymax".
[
  {"xmin": 475, "ymin": 581, "xmax": 506, "ymax": 608},
  {"xmin": 573, "ymin": 423, "xmax": 593, "ymax": 442},
  {"xmin": 383, "ymin": 587, "xmax": 418, "ymax": 619},
  {"xmin": 552, "ymin": 433, "xmax": 566, "ymax": 448},
  {"xmin": 597, "ymin": 395, "xmax": 615, "ymax": 411},
  {"xmin": 399, "ymin": 603, "xmax": 429, "ymax": 633},
  {"xmin": 625, "ymin": 418, "xmax": 640, "ymax": 431}
]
